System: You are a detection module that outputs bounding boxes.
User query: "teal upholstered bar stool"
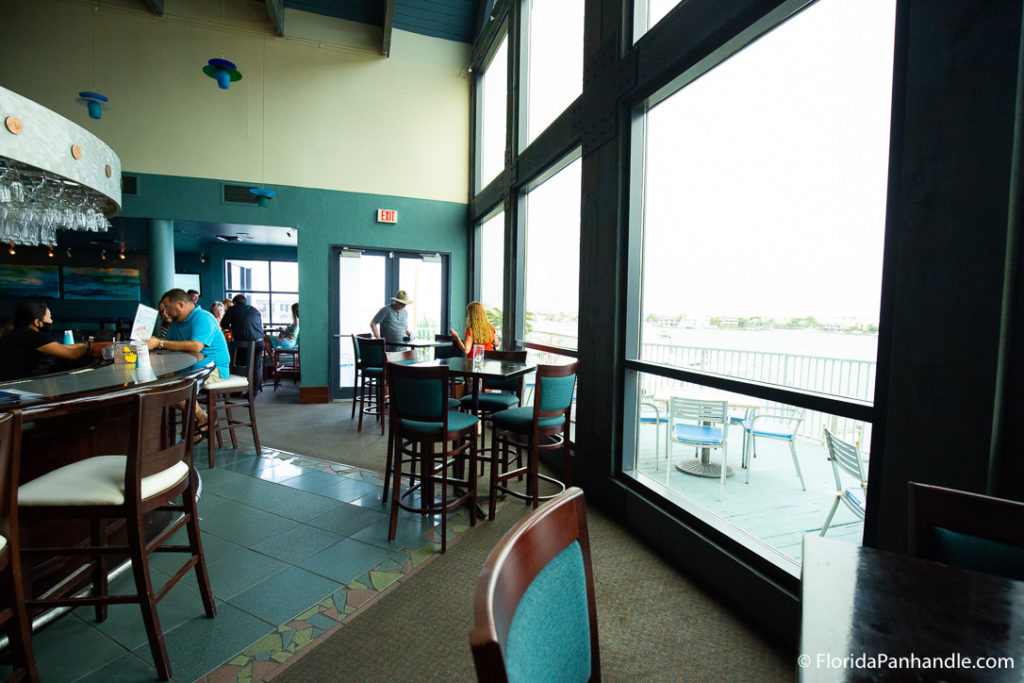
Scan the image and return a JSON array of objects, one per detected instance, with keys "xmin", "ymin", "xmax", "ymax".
[
  {"xmin": 461, "ymin": 350, "xmax": 527, "ymax": 453},
  {"xmin": 489, "ymin": 362, "xmax": 578, "ymax": 519},
  {"xmin": 354, "ymin": 335, "xmax": 386, "ymax": 433},
  {"xmin": 386, "ymin": 362, "xmax": 478, "ymax": 553},
  {"xmin": 381, "ymin": 351, "xmax": 462, "ymax": 503}
]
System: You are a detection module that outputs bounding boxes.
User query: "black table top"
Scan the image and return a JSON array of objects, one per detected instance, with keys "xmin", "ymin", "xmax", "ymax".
[
  {"xmin": 416, "ymin": 357, "xmax": 535, "ymax": 379},
  {"xmin": 800, "ymin": 535, "xmax": 1024, "ymax": 681},
  {"xmin": 0, "ymin": 352, "xmax": 213, "ymax": 411}
]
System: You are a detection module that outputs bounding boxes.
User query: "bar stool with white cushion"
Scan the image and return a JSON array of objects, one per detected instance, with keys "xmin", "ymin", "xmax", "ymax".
[
  {"xmin": 18, "ymin": 380, "xmax": 216, "ymax": 682},
  {"xmin": 204, "ymin": 341, "xmax": 262, "ymax": 467}
]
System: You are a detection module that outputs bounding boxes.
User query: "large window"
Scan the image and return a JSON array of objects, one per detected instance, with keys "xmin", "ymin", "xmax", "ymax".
[
  {"xmin": 479, "ymin": 211, "xmax": 505, "ymax": 320},
  {"xmin": 478, "ymin": 37, "xmax": 507, "ymax": 190},
  {"xmin": 626, "ymin": 0, "xmax": 896, "ymax": 563},
  {"xmin": 523, "ymin": 156, "xmax": 581, "ymax": 349},
  {"xmin": 525, "ymin": 0, "xmax": 584, "ymax": 146},
  {"xmin": 225, "ymin": 259, "xmax": 298, "ymax": 326}
]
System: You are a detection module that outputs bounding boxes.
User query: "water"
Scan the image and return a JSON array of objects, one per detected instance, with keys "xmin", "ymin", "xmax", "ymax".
[
  {"xmin": 532, "ymin": 322, "xmax": 879, "ymax": 363},
  {"xmin": 648, "ymin": 327, "xmax": 878, "ymax": 362}
]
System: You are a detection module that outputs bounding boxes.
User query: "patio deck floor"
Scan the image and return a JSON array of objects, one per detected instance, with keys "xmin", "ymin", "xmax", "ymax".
[{"xmin": 627, "ymin": 421, "xmax": 865, "ymax": 564}]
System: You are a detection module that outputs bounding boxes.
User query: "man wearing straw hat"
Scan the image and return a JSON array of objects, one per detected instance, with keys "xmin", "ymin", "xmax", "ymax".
[{"xmin": 370, "ymin": 290, "xmax": 413, "ymax": 345}]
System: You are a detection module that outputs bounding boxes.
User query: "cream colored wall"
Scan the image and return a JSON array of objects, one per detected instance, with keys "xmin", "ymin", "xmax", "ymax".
[{"xmin": 0, "ymin": 0, "xmax": 470, "ymax": 203}]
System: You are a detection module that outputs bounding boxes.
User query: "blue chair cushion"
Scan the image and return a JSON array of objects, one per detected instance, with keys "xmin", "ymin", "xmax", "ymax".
[
  {"xmin": 933, "ymin": 527, "xmax": 1024, "ymax": 582},
  {"xmin": 363, "ymin": 366, "xmax": 383, "ymax": 377},
  {"xmin": 400, "ymin": 411, "xmax": 478, "ymax": 436},
  {"xmin": 461, "ymin": 392, "xmax": 520, "ymax": 412},
  {"xmin": 843, "ymin": 488, "xmax": 865, "ymax": 511},
  {"xmin": 448, "ymin": 397, "xmax": 462, "ymax": 410},
  {"xmin": 491, "ymin": 407, "xmax": 566, "ymax": 431},
  {"xmin": 639, "ymin": 414, "xmax": 669, "ymax": 424},
  {"xmin": 672, "ymin": 423, "xmax": 724, "ymax": 445},
  {"xmin": 745, "ymin": 421, "xmax": 794, "ymax": 439},
  {"xmin": 506, "ymin": 540, "xmax": 591, "ymax": 683}
]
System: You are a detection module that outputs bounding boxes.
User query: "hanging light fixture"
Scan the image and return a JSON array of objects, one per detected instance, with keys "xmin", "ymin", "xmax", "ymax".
[
  {"xmin": 199, "ymin": 253, "xmax": 206, "ymax": 264},
  {"xmin": 100, "ymin": 249, "xmax": 106, "ymax": 261},
  {"xmin": 76, "ymin": 91, "xmax": 108, "ymax": 120},
  {"xmin": 203, "ymin": 58, "xmax": 242, "ymax": 90},
  {"xmin": 7, "ymin": 244, "xmax": 14, "ymax": 255},
  {"xmin": 47, "ymin": 244, "xmax": 54, "ymax": 258},
  {"xmin": 119, "ymin": 243, "xmax": 125, "ymax": 260},
  {"xmin": 66, "ymin": 247, "xmax": 72, "ymax": 259}
]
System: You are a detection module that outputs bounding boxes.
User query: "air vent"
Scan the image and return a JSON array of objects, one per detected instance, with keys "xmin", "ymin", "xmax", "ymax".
[
  {"xmin": 223, "ymin": 184, "xmax": 259, "ymax": 205},
  {"xmin": 121, "ymin": 175, "xmax": 138, "ymax": 195}
]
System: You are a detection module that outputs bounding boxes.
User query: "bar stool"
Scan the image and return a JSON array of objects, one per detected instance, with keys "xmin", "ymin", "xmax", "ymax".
[
  {"xmin": 354, "ymin": 335, "xmax": 386, "ymax": 434},
  {"xmin": 18, "ymin": 380, "xmax": 216, "ymax": 682},
  {"xmin": 205, "ymin": 342, "xmax": 262, "ymax": 467},
  {"xmin": 0, "ymin": 411, "xmax": 37, "ymax": 682},
  {"xmin": 350, "ymin": 334, "xmax": 371, "ymax": 420},
  {"xmin": 489, "ymin": 362, "xmax": 578, "ymax": 518},
  {"xmin": 382, "ymin": 352, "xmax": 462, "ymax": 504},
  {"xmin": 460, "ymin": 350, "xmax": 526, "ymax": 469},
  {"xmin": 386, "ymin": 362, "xmax": 478, "ymax": 553}
]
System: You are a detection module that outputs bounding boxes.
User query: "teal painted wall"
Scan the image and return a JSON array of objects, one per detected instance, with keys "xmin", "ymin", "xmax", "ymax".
[{"xmin": 120, "ymin": 173, "xmax": 469, "ymax": 390}]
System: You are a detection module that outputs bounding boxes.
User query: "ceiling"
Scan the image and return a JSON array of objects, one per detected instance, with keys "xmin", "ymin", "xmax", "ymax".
[{"xmin": 141, "ymin": 0, "xmax": 487, "ymax": 49}]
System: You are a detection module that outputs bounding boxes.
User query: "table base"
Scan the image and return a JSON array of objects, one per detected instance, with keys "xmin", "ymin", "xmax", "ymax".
[{"xmin": 675, "ymin": 460, "xmax": 735, "ymax": 478}]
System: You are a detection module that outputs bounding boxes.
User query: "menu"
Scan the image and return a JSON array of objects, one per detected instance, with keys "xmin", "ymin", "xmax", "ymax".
[{"xmin": 129, "ymin": 304, "xmax": 159, "ymax": 341}]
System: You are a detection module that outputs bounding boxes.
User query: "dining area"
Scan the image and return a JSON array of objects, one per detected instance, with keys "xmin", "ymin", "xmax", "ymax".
[{"xmin": 348, "ymin": 331, "xmax": 579, "ymax": 552}]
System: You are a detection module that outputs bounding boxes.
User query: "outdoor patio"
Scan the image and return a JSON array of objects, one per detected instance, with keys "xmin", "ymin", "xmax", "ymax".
[{"xmin": 627, "ymin": 419, "xmax": 865, "ymax": 564}]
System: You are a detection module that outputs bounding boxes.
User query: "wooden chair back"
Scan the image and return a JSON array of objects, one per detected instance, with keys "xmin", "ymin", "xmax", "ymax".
[
  {"xmin": 533, "ymin": 362, "xmax": 579, "ymax": 422},
  {"xmin": 434, "ymin": 333, "xmax": 463, "ymax": 359},
  {"xmin": 470, "ymin": 487, "xmax": 600, "ymax": 682},
  {"xmin": 356, "ymin": 335, "xmax": 386, "ymax": 368},
  {"xmin": 908, "ymin": 482, "xmax": 1024, "ymax": 581},
  {"xmin": 128, "ymin": 380, "xmax": 197, "ymax": 491},
  {"xmin": 386, "ymin": 362, "xmax": 450, "ymax": 425},
  {"xmin": 483, "ymin": 350, "xmax": 528, "ymax": 396}
]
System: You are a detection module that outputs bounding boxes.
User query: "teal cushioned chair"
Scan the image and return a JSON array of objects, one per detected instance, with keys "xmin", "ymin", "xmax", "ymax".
[
  {"xmin": 382, "ymin": 350, "xmax": 461, "ymax": 504},
  {"xmin": 470, "ymin": 487, "xmax": 601, "ymax": 682},
  {"xmin": 489, "ymin": 362, "xmax": 578, "ymax": 518},
  {"xmin": 908, "ymin": 482, "xmax": 1024, "ymax": 582},
  {"xmin": 386, "ymin": 361, "xmax": 478, "ymax": 553},
  {"xmin": 354, "ymin": 335, "xmax": 386, "ymax": 434}
]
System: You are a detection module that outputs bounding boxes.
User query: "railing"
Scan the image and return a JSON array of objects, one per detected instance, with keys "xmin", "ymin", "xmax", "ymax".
[{"xmin": 527, "ymin": 329, "xmax": 875, "ymax": 450}]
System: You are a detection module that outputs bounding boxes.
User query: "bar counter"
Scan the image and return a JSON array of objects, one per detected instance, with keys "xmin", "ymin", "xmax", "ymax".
[
  {"xmin": 0, "ymin": 351, "xmax": 210, "ymax": 411},
  {"xmin": 0, "ymin": 352, "xmax": 214, "ymax": 615}
]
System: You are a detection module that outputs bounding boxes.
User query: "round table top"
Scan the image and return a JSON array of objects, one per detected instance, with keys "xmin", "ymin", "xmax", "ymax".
[{"xmin": 0, "ymin": 352, "xmax": 212, "ymax": 410}]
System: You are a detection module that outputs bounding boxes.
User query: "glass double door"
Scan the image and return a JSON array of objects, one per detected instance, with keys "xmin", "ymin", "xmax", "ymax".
[{"xmin": 330, "ymin": 247, "xmax": 449, "ymax": 400}]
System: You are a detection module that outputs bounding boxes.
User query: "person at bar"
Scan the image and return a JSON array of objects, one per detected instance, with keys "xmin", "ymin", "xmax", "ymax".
[
  {"xmin": 143, "ymin": 288, "xmax": 230, "ymax": 437},
  {"xmin": 370, "ymin": 290, "xmax": 413, "ymax": 345},
  {"xmin": 449, "ymin": 301, "xmax": 499, "ymax": 356},
  {"xmin": 221, "ymin": 294, "xmax": 265, "ymax": 391},
  {"xmin": 0, "ymin": 302, "xmax": 92, "ymax": 380}
]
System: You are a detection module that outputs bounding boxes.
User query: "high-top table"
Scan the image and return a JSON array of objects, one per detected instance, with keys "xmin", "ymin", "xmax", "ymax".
[
  {"xmin": 800, "ymin": 535, "xmax": 1024, "ymax": 681},
  {"xmin": 414, "ymin": 356, "xmax": 535, "ymax": 416}
]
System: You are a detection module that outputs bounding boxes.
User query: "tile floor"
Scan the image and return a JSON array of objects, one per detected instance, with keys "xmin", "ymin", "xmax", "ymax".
[{"xmin": 15, "ymin": 445, "xmax": 473, "ymax": 683}]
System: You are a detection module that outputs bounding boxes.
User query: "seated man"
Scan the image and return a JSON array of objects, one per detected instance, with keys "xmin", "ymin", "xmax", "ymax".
[{"xmin": 144, "ymin": 288, "xmax": 230, "ymax": 437}]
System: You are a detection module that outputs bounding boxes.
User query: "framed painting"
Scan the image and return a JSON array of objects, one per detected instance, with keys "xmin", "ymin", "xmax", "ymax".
[
  {"xmin": 0, "ymin": 264, "xmax": 61, "ymax": 299},
  {"xmin": 62, "ymin": 266, "xmax": 141, "ymax": 301}
]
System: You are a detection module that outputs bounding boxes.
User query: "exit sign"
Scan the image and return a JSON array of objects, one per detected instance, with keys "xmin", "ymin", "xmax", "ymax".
[{"xmin": 377, "ymin": 209, "xmax": 397, "ymax": 223}]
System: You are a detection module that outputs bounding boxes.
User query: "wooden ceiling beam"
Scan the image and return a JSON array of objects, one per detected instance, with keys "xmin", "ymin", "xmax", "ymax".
[
  {"xmin": 382, "ymin": 0, "xmax": 396, "ymax": 57},
  {"xmin": 266, "ymin": 0, "xmax": 285, "ymax": 37}
]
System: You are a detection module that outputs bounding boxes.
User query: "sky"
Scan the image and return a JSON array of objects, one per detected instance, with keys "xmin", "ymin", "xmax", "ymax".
[{"xmin": 477, "ymin": 0, "xmax": 898, "ymax": 325}]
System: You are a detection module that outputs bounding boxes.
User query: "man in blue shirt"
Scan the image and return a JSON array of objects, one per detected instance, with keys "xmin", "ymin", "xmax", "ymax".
[
  {"xmin": 144, "ymin": 289, "xmax": 230, "ymax": 440},
  {"xmin": 145, "ymin": 288, "xmax": 230, "ymax": 380}
]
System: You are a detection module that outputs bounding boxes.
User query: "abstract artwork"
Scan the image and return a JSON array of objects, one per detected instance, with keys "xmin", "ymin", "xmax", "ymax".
[
  {"xmin": 0, "ymin": 264, "xmax": 61, "ymax": 299},
  {"xmin": 62, "ymin": 266, "xmax": 140, "ymax": 300}
]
